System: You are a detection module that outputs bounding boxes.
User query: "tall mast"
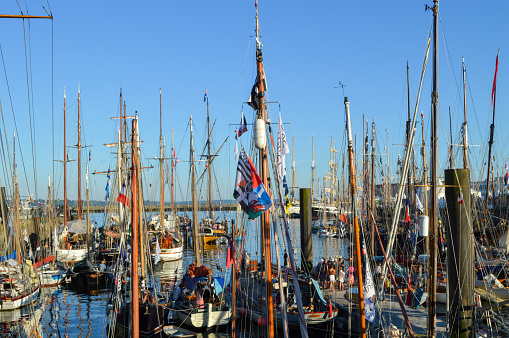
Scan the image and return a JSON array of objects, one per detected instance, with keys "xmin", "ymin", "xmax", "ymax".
[
  {"xmin": 190, "ymin": 116, "xmax": 200, "ymax": 266},
  {"xmin": 449, "ymin": 107, "xmax": 454, "ymax": 168},
  {"xmin": 77, "ymin": 86, "xmax": 82, "ymax": 219},
  {"xmin": 292, "ymin": 135, "xmax": 295, "ymax": 203},
  {"xmin": 160, "ymin": 89, "xmax": 165, "ymax": 230},
  {"xmin": 462, "ymin": 58, "xmax": 468, "ymax": 169},
  {"xmin": 311, "ymin": 135, "xmax": 315, "ymax": 201},
  {"xmin": 254, "ymin": 1, "xmax": 274, "ymax": 336},
  {"xmin": 64, "ymin": 89, "xmax": 68, "ymax": 228},
  {"xmin": 370, "ymin": 119, "xmax": 376, "ymax": 257},
  {"xmin": 406, "ymin": 62, "xmax": 413, "ymax": 214},
  {"xmin": 485, "ymin": 51, "xmax": 499, "ymax": 210},
  {"xmin": 86, "ymin": 163, "xmax": 90, "ymax": 260},
  {"xmin": 421, "ymin": 114, "xmax": 429, "ymax": 257},
  {"xmin": 119, "ymin": 90, "xmax": 124, "ymax": 224},
  {"xmin": 428, "ymin": 1, "xmax": 439, "ymax": 336},
  {"xmin": 130, "ymin": 115, "xmax": 140, "ymax": 338},
  {"xmin": 344, "ymin": 97, "xmax": 367, "ymax": 337},
  {"xmin": 171, "ymin": 129, "xmax": 175, "ymax": 214},
  {"xmin": 207, "ymin": 96, "xmax": 213, "ymax": 219}
]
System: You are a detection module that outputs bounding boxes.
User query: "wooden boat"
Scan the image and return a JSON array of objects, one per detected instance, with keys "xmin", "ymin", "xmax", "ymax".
[
  {"xmin": 0, "ymin": 261, "xmax": 40, "ymax": 311},
  {"xmin": 163, "ymin": 325, "xmax": 197, "ymax": 337},
  {"xmin": 149, "ymin": 230, "xmax": 183, "ymax": 262}
]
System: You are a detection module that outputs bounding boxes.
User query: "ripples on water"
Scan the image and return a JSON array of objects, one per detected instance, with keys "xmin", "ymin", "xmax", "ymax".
[{"xmin": 0, "ymin": 212, "xmax": 349, "ymax": 337}]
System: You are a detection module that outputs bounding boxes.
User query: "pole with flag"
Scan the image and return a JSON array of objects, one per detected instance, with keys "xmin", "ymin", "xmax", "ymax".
[{"xmin": 485, "ymin": 50, "xmax": 499, "ymax": 209}]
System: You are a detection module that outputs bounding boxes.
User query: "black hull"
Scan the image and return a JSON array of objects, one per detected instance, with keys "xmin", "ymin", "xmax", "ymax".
[{"xmin": 114, "ymin": 303, "xmax": 170, "ymax": 338}]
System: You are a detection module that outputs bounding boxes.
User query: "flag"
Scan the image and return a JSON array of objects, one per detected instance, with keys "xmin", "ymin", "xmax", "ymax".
[
  {"xmin": 458, "ymin": 191, "xmax": 464, "ymax": 204},
  {"xmin": 234, "ymin": 140, "xmax": 239, "ymax": 162},
  {"xmin": 53, "ymin": 227, "xmax": 58, "ymax": 252},
  {"xmin": 238, "ymin": 112, "xmax": 248, "ymax": 137},
  {"xmin": 505, "ymin": 164, "xmax": 508, "ymax": 186},
  {"xmin": 204, "ymin": 88, "xmax": 207, "ymax": 102},
  {"xmin": 233, "ymin": 146, "xmax": 272, "ymax": 220},
  {"xmin": 7, "ymin": 216, "xmax": 13, "ymax": 236},
  {"xmin": 277, "ymin": 113, "xmax": 290, "ymax": 195},
  {"xmin": 404, "ymin": 206, "xmax": 411, "ymax": 224},
  {"xmin": 285, "ymin": 195, "xmax": 291, "ymax": 215},
  {"xmin": 421, "ymin": 111, "xmax": 423, "ymax": 119},
  {"xmin": 89, "ymin": 150, "xmax": 91, "ymax": 161},
  {"xmin": 105, "ymin": 168, "xmax": 111, "ymax": 200},
  {"xmin": 173, "ymin": 149, "xmax": 177, "ymax": 167},
  {"xmin": 117, "ymin": 181, "xmax": 130, "ymax": 206},
  {"xmin": 416, "ymin": 193, "xmax": 424, "ymax": 212},
  {"xmin": 154, "ymin": 239, "xmax": 161, "ymax": 265},
  {"xmin": 339, "ymin": 213, "xmax": 347, "ymax": 224},
  {"xmin": 492, "ymin": 53, "xmax": 499, "ymax": 106},
  {"xmin": 226, "ymin": 238, "xmax": 234, "ymax": 269}
]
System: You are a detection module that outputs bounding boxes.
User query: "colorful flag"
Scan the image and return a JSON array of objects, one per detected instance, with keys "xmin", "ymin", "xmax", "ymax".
[
  {"xmin": 238, "ymin": 112, "xmax": 248, "ymax": 137},
  {"xmin": 89, "ymin": 150, "xmax": 91, "ymax": 161},
  {"xmin": 117, "ymin": 181, "xmax": 130, "ymax": 206},
  {"xmin": 226, "ymin": 238, "xmax": 234, "ymax": 269},
  {"xmin": 277, "ymin": 113, "xmax": 290, "ymax": 196},
  {"xmin": 458, "ymin": 191, "xmax": 464, "ymax": 204},
  {"xmin": 154, "ymin": 239, "xmax": 161, "ymax": 265},
  {"xmin": 285, "ymin": 195, "xmax": 291, "ymax": 215},
  {"xmin": 492, "ymin": 53, "xmax": 499, "ymax": 106},
  {"xmin": 233, "ymin": 146, "xmax": 272, "ymax": 220},
  {"xmin": 505, "ymin": 164, "xmax": 508, "ymax": 186},
  {"xmin": 105, "ymin": 168, "xmax": 111, "ymax": 200},
  {"xmin": 404, "ymin": 206, "xmax": 411, "ymax": 224},
  {"xmin": 203, "ymin": 88, "xmax": 207, "ymax": 102}
]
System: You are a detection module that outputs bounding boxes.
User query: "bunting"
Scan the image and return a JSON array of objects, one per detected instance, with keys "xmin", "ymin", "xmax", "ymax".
[{"xmin": 105, "ymin": 168, "xmax": 111, "ymax": 200}]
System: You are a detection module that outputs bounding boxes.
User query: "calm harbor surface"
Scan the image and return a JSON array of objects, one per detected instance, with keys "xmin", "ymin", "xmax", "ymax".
[{"xmin": 0, "ymin": 211, "xmax": 350, "ymax": 337}]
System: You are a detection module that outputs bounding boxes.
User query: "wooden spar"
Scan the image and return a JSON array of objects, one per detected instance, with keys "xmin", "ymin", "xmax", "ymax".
[
  {"xmin": 254, "ymin": 1, "xmax": 274, "ymax": 336},
  {"xmin": 171, "ymin": 129, "xmax": 175, "ymax": 214},
  {"xmin": 160, "ymin": 89, "xmax": 165, "ymax": 238},
  {"xmin": 449, "ymin": 107, "xmax": 454, "ymax": 168},
  {"xmin": 370, "ymin": 119, "xmax": 375, "ymax": 257},
  {"xmin": 462, "ymin": 58, "xmax": 468, "ymax": 169},
  {"xmin": 344, "ymin": 97, "xmax": 366, "ymax": 337},
  {"xmin": 131, "ymin": 116, "xmax": 140, "ymax": 338},
  {"xmin": 291, "ymin": 135, "xmax": 295, "ymax": 203},
  {"xmin": 232, "ymin": 217, "xmax": 236, "ymax": 338},
  {"xmin": 485, "ymin": 51, "xmax": 499, "ymax": 211},
  {"xmin": 311, "ymin": 135, "xmax": 315, "ymax": 200},
  {"xmin": 64, "ymin": 90, "xmax": 68, "ymax": 230},
  {"xmin": 86, "ymin": 163, "xmax": 90, "ymax": 261},
  {"xmin": 406, "ymin": 62, "xmax": 414, "ymax": 212},
  {"xmin": 190, "ymin": 116, "xmax": 201, "ymax": 266},
  {"xmin": 0, "ymin": 14, "xmax": 52, "ymax": 19},
  {"xmin": 207, "ymin": 97, "xmax": 213, "ymax": 220},
  {"xmin": 428, "ymin": 1, "xmax": 439, "ymax": 336},
  {"xmin": 421, "ymin": 113, "xmax": 429, "ymax": 257},
  {"xmin": 138, "ymin": 125, "xmax": 146, "ymax": 279},
  {"xmin": 13, "ymin": 132, "xmax": 20, "ymax": 265},
  {"xmin": 370, "ymin": 210, "xmax": 414, "ymax": 338},
  {"xmin": 77, "ymin": 87, "xmax": 82, "ymax": 219}
]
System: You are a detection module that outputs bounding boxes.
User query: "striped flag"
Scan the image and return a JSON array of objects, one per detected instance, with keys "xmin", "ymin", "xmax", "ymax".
[{"xmin": 117, "ymin": 181, "xmax": 130, "ymax": 206}]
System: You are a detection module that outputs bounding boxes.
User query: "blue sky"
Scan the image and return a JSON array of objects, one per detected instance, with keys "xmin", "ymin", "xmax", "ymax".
[{"xmin": 0, "ymin": 1, "xmax": 508, "ymax": 204}]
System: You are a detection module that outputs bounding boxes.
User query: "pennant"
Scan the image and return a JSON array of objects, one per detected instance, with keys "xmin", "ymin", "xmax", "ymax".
[
  {"xmin": 458, "ymin": 191, "xmax": 464, "ymax": 204},
  {"xmin": 339, "ymin": 213, "xmax": 347, "ymax": 224},
  {"xmin": 154, "ymin": 239, "xmax": 161, "ymax": 265},
  {"xmin": 226, "ymin": 238, "xmax": 234, "ymax": 269},
  {"xmin": 105, "ymin": 168, "xmax": 111, "ymax": 200},
  {"xmin": 404, "ymin": 206, "xmax": 411, "ymax": 224},
  {"xmin": 203, "ymin": 88, "xmax": 207, "ymax": 102},
  {"xmin": 213, "ymin": 277, "xmax": 225, "ymax": 294},
  {"xmin": 238, "ymin": 112, "xmax": 248, "ymax": 137},
  {"xmin": 89, "ymin": 150, "xmax": 91, "ymax": 162},
  {"xmin": 116, "ymin": 181, "xmax": 130, "ymax": 206},
  {"xmin": 277, "ymin": 113, "xmax": 290, "ymax": 195},
  {"xmin": 492, "ymin": 53, "xmax": 499, "ymax": 106},
  {"xmin": 233, "ymin": 146, "xmax": 272, "ymax": 220}
]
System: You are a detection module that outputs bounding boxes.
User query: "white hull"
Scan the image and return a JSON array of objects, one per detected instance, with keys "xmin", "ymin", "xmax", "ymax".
[
  {"xmin": 56, "ymin": 248, "xmax": 87, "ymax": 262},
  {"xmin": 151, "ymin": 245, "xmax": 183, "ymax": 262},
  {"xmin": 38, "ymin": 269, "xmax": 67, "ymax": 287},
  {"xmin": 475, "ymin": 280, "xmax": 509, "ymax": 300},
  {"xmin": 175, "ymin": 303, "xmax": 231, "ymax": 328},
  {"xmin": 0, "ymin": 286, "xmax": 39, "ymax": 311}
]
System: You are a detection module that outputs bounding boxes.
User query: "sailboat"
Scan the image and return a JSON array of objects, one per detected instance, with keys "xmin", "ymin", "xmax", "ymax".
[
  {"xmin": 171, "ymin": 115, "xmax": 232, "ymax": 329},
  {"xmin": 149, "ymin": 89, "xmax": 183, "ymax": 263}
]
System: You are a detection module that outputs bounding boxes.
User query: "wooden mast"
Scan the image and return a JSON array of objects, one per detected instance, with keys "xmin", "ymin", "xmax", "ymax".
[
  {"xmin": 291, "ymin": 135, "xmax": 295, "ymax": 203},
  {"xmin": 462, "ymin": 58, "xmax": 468, "ymax": 169},
  {"xmin": 255, "ymin": 1, "xmax": 274, "ymax": 336},
  {"xmin": 370, "ymin": 119, "xmax": 375, "ymax": 257},
  {"xmin": 311, "ymin": 135, "xmax": 315, "ymax": 201},
  {"xmin": 64, "ymin": 89, "xmax": 68, "ymax": 229},
  {"xmin": 485, "ymin": 50, "xmax": 499, "ymax": 211},
  {"xmin": 86, "ymin": 163, "xmax": 90, "ymax": 260},
  {"xmin": 77, "ymin": 86, "xmax": 82, "ymax": 220},
  {"xmin": 131, "ymin": 115, "xmax": 140, "ymax": 338},
  {"xmin": 428, "ymin": 1, "xmax": 439, "ymax": 336},
  {"xmin": 159, "ymin": 89, "xmax": 165, "ymax": 233},
  {"xmin": 190, "ymin": 116, "xmax": 201, "ymax": 266},
  {"xmin": 207, "ymin": 96, "xmax": 213, "ymax": 220},
  {"xmin": 171, "ymin": 129, "xmax": 175, "ymax": 214},
  {"xmin": 421, "ymin": 113, "xmax": 429, "ymax": 257},
  {"xmin": 344, "ymin": 97, "xmax": 367, "ymax": 337}
]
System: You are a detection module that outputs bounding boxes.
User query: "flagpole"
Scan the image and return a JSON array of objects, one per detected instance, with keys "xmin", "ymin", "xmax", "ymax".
[{"xmin": 485, "ymin": 50, "xmax": 499, "ymax": 212}]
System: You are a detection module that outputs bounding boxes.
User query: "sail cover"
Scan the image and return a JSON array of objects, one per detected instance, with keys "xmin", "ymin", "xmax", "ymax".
[{"xmin": 58, "ymin": 219, "xmax": 88, "ymax": 234}]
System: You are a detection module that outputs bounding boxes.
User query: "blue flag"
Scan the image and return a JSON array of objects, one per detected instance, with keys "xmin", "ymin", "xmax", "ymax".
[
  {"xmin": 105, "ymin": 168, "xmax": 111, "ymax": 200},
  {"xmin": 203, "ymin": 88, "xmax": 207, "ymax": 102}
]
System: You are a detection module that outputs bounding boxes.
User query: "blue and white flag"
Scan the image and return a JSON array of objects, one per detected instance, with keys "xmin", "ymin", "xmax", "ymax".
[
  {"xmin": 105, "ymin": 168, "xmax": 111, "ymax": 200},
  {"xmin": 203, "ymin": 88, "xmax": 207, "ymax": 102},
  {"xmin": 237, "ymin": 112, "xmax": 248, "ymax": 137}
]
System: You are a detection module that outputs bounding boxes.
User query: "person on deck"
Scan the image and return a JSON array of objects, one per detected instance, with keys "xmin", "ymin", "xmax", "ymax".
[
  {"xmin": 329, "ymin": 264, "xmax": 336, "ymax": 291},
  {"xmin": 338, "ymin": 268, "xmax": 345, "ymax": 291}
]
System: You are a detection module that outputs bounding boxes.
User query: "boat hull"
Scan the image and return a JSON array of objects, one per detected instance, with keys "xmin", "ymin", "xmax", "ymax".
[
  {"xmin": 174, "ymin": 303, "xmax": 231, "ymax": 328},
  {"xmin": 56, "ymin": 248, "xmax": 87, "ymax": 262},
  {"xmin": 0, "ymin": 285, "xmax": 39, "ymax": 311},
  {"xmin": 151, "ymin": 245, "xmax": 183, "ymax": 262}
]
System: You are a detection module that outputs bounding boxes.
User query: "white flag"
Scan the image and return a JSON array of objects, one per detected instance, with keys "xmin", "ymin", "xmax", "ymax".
[
  {"xmin": 415, "ymin": 193, "xmax": 424, "ymax": 212},
  {"xmin": 154, "ymin": 239, "xmax": 161, "ymax": 265},
  {"xmin": 277, "ymin": 113, "xmax": 290, "ymax": 184},
  {"xmin": 53, "ymin": 228, "xmax": 58, "ymax": 252},
  {"xmin": 7, "ymin": 216, "xmax": 13, "ymax": 236},
  {"xmin": 234, "ymin": 139, "xmax": 239, "ymax": 162}
]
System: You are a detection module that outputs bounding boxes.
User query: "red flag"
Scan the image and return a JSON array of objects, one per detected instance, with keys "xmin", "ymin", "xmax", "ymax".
[
  {"xmin": 226, "ymin": 238, "xmax": 234, "ymax": 269},
  {"xmin": 492, "ymin": 53, "xmax": 499, "ymax": 106},
  {"xmin": 116, "ymin": 182, "xmax": 130, "ymax": 206},
  {"xmin": 339, "ymin": 213, "xmax": 347, "ymax": 224},
  {"xmin": 404, "ymin": 206, "xmax": 411, "ymax": 224},
  {"xmin": 458, "ymin": 191, "xmax": 464, "ymax": 204}
]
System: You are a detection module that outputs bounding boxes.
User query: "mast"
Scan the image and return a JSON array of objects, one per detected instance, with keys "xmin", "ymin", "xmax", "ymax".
[
  {"xmin": 131, "ymin": 115, "xmax": 140, "ymax": 338},
  {"xmin": 159, "ymin": 89, "xmax": 165, "ymax": 231},
  {"xmin": 344, "ymin": 97, "xmax": 367, "ymax": 337},
  {"xmin": 449, "ymin": 107, "xmax": 454, "ymax": 168},
  {"xmin": 485, "ymin": 51, "xmax": 499, "ymax": 210},
  {"xmin": 13, "ymin": 132, "xmax": 21, "ymax": 264},
  {"xmin": 77, "ymin": 86, "xmax": 82, "ymax": 219},
  {"xmin": 86, "ymin": 163, "xmax": 90, "ymax": 260},
  {"xmin": 428, "ymin": 1, "xmax": 439, "ymax": 336},
  {"xmin": 311, "ymin": 135, "xmax": 315, "ymax": 201},
  {"xmin": 64, "ymin": 89, "xmax": 68, "ymax": 229},
  {"xmin": 207, "ymin": 96, "xmax": 213, "ymax": 219},
  {"xmin": 462, "ymin": 58, "xmax": 468, "ymax": 169},
  {"xmin": 292, "ymin": 135, "xmax": 295, "ymax": 203},
  {"xmin": 370, "ymin": 119, "xmax": 376, "ymax": 257},
  {"xmin": 421, "ymin": 113, "xmax": 429, "ymax": 256},
  {"xmin": 254, "ymin": 1, "xmax": 274, "ymax": 336},
  {"xmin": 406, "ymin": 62, "xmax": 413, "ymax": 216},
  {"xmin": 190, "ymin": 116, "xmax": 201, "ymax": 266},
  {"xmin": 171, "ymin": 129, "xmax": 175, "ymax": 214}
]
